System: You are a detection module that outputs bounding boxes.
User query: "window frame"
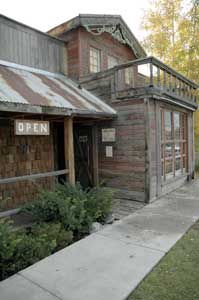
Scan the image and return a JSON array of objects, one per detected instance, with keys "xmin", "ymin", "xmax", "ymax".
[
  {"xmin": 89, "ymin": 46, "xmax": 101, "ymax": 73},
  {"xmin": 161, "ymin": 109, "xmax": 188, "ymax": 181}
]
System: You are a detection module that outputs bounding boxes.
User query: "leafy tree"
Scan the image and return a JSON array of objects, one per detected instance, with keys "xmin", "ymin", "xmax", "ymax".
[{"xmin": 142, "ymin": 0, "xmax": 199, "ymax": 153}]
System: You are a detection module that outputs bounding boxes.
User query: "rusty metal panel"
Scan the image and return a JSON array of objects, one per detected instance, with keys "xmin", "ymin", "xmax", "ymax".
[{"xmin": 0, "ymin": 62, "xmax": 116, "ymax": 116}]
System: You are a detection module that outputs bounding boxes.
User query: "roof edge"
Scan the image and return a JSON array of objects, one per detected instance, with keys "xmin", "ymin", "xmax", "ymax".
[
  {"xmin": 47, "ymin": 14, "xmax": 147, "ymax": 58},
  {"xmin": 0, "ymin": 14, "xmax": 65, "ymax": 44}
]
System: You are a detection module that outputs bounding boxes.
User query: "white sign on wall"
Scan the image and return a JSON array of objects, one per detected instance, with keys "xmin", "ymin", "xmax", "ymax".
[
  {"xmin": 106, "ymin": 146, "xmax": 113, "ymax": 157},
  {"xmin": 102, "ymin": 128, "xmax": 116, "ymax": 142},
  {"xmin": 15, "ymin": 120, "xmax": 50, "ymax": 136}
]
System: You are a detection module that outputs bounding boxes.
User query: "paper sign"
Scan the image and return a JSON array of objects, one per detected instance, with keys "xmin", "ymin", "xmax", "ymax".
[
  {"xmin": 106, "ymin": 146, "xmax": 113, "ymax": 157},
  {"xmin": 102, "ymin": 128, "xmax": 116, "ymax": 142}
]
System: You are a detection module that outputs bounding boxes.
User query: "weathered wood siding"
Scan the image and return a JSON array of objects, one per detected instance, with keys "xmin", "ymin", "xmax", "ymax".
[
  {"xmin": 0, "ymin": 15, "xmax": 67, "ymax": 74},
  {"xmin": 58, "ymin": 29, "xmax": 80, "ymax": 80},
  {"xmin": 97, "ymin": 99, "xmax": 146, "ymax": 202},
  {"xmin": 57, "ymin": 26, "xmax": 136, "ymax": 80},
  {"xmin": 82, "ymin": 74, "xmax": 146, "ymax": 202},
  {"xmin": 79, "ymin": 27, "xmax": 136, "ymax": 77}
]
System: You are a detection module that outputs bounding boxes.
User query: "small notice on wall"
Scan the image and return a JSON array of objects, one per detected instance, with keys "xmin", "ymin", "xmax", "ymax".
[
  {"xmin": 106, "ymin": 146, "xmax": 113, "ymax": 157},
  {"xmin": 102, "ymin": 128, "xmax": 116, "ymax": 142},
  {"xmin": 15, "ymin": 120, "xmax": 50, "ymax": 135},
  {"xmin": 79, "ymin": 135, "xmax": 88, "ymax": 143}
]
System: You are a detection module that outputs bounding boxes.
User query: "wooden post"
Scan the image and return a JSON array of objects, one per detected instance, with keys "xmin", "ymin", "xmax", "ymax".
[
  {"xmin": 157, "ymin": 67, "xmax": 161, "ymax": 88},
  {"xmin": 149, "ymin": 62, "xmax": 153, "ymax": 86},
  {"xmin": 92, "ymin": 125, "xmax": 99, "ymax": 186},
  {"xmin": 64, "ymin": 117, "xmax": 75, "ymax": 185}
]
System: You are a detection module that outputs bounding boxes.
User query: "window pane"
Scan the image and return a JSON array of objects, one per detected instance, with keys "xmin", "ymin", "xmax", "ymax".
[
  {"xmin": 175, "ymin": 157, "xmax": 181, "ymax": 171},
  {"xmin": 175, "ymin": 143, "xmax": 181, "ymax": 157},
  {"xmin": 174, "ymin": 112, "xmax": 180, "ymax": 139},
  {"xmin": 183, "ymin": 156, "xmax": 186, "ymax": 170},
  {"xmin": 166, "ymin": 159, "xmax": 173, "ymax": 175},
  {"xmin": 164, "ymin": 111, "xmax": 172, "ymax": 140},
  {"xmin": 182, "ymin": 114, "xmax": 186, "ymax": 140},
  {"xmin": 175, "ymin": 143, "xmax": 181, "ymax": 172},
  {"xmin": 90, "ymin": 47, "xmax": 100, "ymax": 73},
  {"xmin": 165, "ymin": 143, "xmax": 172, "ymax": 159}
]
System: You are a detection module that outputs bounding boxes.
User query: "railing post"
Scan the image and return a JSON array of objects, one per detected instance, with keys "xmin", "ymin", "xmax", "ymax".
[
  {"xmin": 163, "ymin": 71, "xmax": 167, "ymax": 90},
  {"xmin": 157, "ymin": 67, "xmax": 161, "ymax": 88},
  {"xmin": 149, "ymin": 62, "xmax": 153, "ymax": 87},
  {"xmin": 169, "ymin": 74, "xmax": 172, "ymax": 92}
]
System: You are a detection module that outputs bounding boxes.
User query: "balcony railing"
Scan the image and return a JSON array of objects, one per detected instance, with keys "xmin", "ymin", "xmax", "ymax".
[{"xmin": 112, "ymin": 56, "xmax": 198, "ymax": 105}]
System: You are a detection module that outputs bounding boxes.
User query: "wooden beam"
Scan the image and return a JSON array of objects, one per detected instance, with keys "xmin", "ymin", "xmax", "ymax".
[
  {"xmin": 92, "ymin": 125, "xmax": 99, "ymax": 186},
  {"xmin": 64, "ymin": 117, "xmax": 75, "ymax": 185},
  {"xmin": 0, "ymin": 169, "xmax": 68, "ymax": 184}
]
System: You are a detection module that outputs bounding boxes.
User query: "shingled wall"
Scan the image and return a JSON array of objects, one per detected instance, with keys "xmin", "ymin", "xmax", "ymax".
[{"xmin": 0, "ymin": 120, "xmax": 54, "ymax": 209}]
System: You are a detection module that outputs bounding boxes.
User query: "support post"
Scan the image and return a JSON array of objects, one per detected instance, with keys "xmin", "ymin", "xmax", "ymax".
[
  {"xmin": 92, "ymin": 125, "xmax": 99, "ymax": 186},
  {"xmin": 64, "ymin": 117, "xmax": 75, "ymax": 185}
]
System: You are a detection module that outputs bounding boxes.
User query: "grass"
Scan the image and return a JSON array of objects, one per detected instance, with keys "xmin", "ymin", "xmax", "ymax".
[{"xmin": 128, "ymin": 220, "xmax": 199, "ymax": 300}]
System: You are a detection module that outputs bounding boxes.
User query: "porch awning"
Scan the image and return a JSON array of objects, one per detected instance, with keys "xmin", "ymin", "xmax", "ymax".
[{"xmin": 0, "ymin": 60, "xmax": 117, "ymax": 118}]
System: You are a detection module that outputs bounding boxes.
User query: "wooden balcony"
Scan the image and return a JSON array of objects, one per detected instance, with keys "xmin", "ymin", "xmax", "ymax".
[
  {"xmin": 80, "ymin": 56, "xmax": 198, "ymax": 110},
  {"xmin": 112, "ymin": 57, "xmax": 198, "ymax": 108}
]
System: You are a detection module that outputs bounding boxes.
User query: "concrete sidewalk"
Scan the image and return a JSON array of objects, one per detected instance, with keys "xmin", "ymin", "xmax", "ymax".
[{"xmin": 1, "ymin": 180, "xmax": 199, "ymax": 300}]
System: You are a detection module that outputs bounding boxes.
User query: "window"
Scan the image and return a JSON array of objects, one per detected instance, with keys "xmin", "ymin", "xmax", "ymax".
[
  {"xmin": 107, "ymin": 55, "xmax": 118, "ymax": 69},
  {"xmin": 161, "ymin": 109, "xmax": 188, "ymax": 181},
  {"xmin": 90, "ymin": 47, "xmax": 101, "ymax": 73}
]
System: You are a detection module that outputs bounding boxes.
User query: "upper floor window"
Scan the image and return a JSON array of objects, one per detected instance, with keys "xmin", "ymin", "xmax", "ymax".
[
  {"xmin": 90, "ymin": 47, "xmax": 101, "ymax": 73},
  {"xmin": 107, "ymin": 55, "xmax": 118, "ymax": 69}
]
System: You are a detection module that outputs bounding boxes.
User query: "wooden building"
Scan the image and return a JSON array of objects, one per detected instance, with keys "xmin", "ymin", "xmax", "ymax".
[{"xmin": 0, "ymin": 14, "xmax": 198, "ymax": 210}]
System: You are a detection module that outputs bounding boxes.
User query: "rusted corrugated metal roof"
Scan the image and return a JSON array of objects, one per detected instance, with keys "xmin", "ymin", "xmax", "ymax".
[{"xmin": 0, "ymin": 61, "xmax": 116, "ymax": 117}]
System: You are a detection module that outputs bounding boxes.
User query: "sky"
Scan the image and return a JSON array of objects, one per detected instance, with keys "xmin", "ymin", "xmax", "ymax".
[{"xmin": 0, "ymin": 0, "xmax": 150, "ymax": 40}]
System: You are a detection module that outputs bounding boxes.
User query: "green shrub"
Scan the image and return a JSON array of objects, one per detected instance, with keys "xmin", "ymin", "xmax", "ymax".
[
  {"xmin": 0, "ymin": 219, "xmax": 73, "ymax": 281},
  {"xmin": 0, "ymin": 183, "xmax": 113, "ymax": 281},
  {"xmin": 23, "ymin": 183, "xmax": 113, "ymax": 233},
  {"xmin": 0, "ymin": 219, "xmax": 20, "ymax": 280},
  {"xmin": 195, "ymin": 160, "xmax": 199, "ymax": 173},
  {"xmin": 13, "ymin": 232, "xmax": 56, "ymax": 272},
  {"xmin": 31, "ymin": 222, "xmax": 73, "ymax": 251},
  {"xmin": 86, "ymin": 187, "xmax": 113, "ymax": 223}
]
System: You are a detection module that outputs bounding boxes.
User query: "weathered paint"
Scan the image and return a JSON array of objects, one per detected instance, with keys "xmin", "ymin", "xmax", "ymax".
[{"xmin": 0, "ymin": 62, "xmax": 116, "ymax": 117}]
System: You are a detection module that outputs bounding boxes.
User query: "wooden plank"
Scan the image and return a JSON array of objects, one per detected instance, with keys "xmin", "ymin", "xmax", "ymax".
[
  {"xmin": 64, "ymin": 117, "xmax": 75, "ymax": 185},
  {"xmin": 92, "ymin": 125, "xmax": 99, "ymax": 186},
  {"xmin": 0, "ymin": 169, "xmax": 68, "ymax": 184},
  {"xmin": 155, "ymin": 101, "xmax": 162, "ymax": 196},
  {"xmin": 144, "ymin": 98, "xmax": 151, "ymax": 203}
]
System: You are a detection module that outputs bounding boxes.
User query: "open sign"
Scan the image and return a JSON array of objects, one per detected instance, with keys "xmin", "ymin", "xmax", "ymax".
[{"xmin": 15, "ymin": 120, "xmax": 50, "ymax": 135}]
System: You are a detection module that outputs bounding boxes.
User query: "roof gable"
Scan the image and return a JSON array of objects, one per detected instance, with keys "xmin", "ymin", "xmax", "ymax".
[{"xmin": 47, "ymin": 14, "xmax": 147, "ymax": 59}]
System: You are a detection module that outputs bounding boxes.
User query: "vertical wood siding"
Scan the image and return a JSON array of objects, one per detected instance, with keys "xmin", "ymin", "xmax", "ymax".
[{"xmin": 0, "ymin": 16, "xmax": 66, "ymax": 74}]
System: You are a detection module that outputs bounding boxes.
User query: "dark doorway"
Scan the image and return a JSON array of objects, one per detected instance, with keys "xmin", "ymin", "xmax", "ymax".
[
  {"xmin": 53, "ymin": 122, "xmax": 66, "ymax": 183},
  {"xmin": 74, "ymin": 125, "xmax": 93, "ymax": 189}
]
